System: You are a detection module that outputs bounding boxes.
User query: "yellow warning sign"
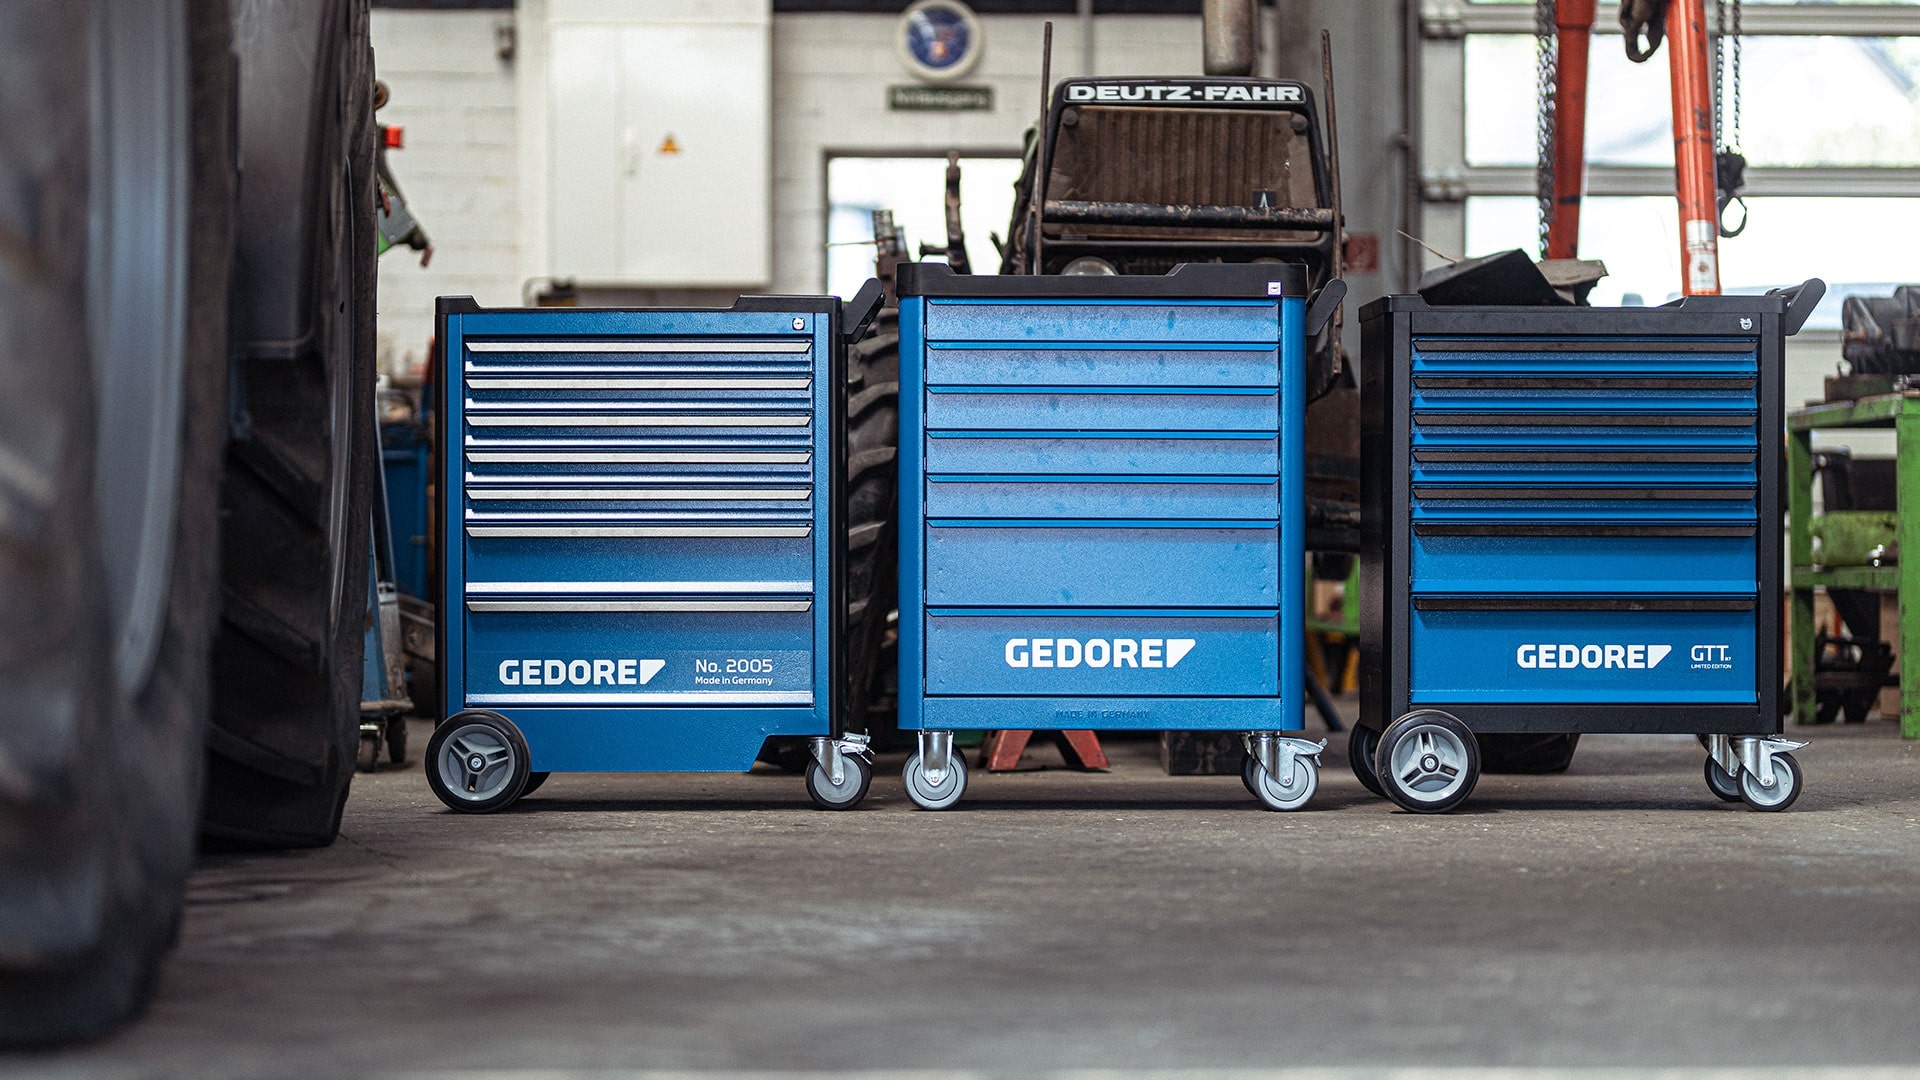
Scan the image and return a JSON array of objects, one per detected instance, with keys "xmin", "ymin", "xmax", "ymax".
[{"xmin": 657, "ymin": 134, "xmax": 681, "ymax": 155}]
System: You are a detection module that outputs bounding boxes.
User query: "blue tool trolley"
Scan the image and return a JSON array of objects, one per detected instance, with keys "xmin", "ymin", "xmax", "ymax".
[
  {"xmin": 431, "ymin": 286, "xmax": 883, "ymax": 812},
  {"xmin": 1357, "ymin": 282, "xmax": 1824, "ymax": 813},
  {"xmin": 896, "ymin": 263, "xmax": 1344, "ymax": 810}
]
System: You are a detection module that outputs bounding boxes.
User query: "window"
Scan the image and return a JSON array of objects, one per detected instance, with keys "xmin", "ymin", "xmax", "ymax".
[{"xmin": 824, "ymin": 154, "xmax": 1025, "ymax": 299}]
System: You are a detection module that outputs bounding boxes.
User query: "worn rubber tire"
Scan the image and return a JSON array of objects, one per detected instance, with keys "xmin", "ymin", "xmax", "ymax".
[
  {"xmin": 201, "ymin": 0, "xmax": 377, "ymax": 848},
  {"xmin": 0, "ymin": 0, "xmax": 235, "ymax": 1044},
  {"xmin": 1476, "ymin": 733, "xmax": 1581, "ymax": 775},
  {"xmin": 758, "ymin": 308, "xmax": 900, "ymax": 769}
]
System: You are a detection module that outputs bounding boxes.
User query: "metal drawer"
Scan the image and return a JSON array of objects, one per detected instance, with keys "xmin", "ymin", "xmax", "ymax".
[
  {"xmin": 925, "ymin": 433, "xmax": 1279, "ymax": 476},
  {"xmin": 1409, "ymin": 527, "xmax": 1758, "ymax": 596},
  {"xmin": 924, "ymin": 476, "xmax": 1278, "ymax": 521},
  {"xmin": 463, "ymin": 527, "xmax": 813, "ymax": 586},
  {"xmin": 926, "ymin": 387, "xmax": 1279, "ymax": 433},
  {"xmin": 463, "ymin": 597, "xmax": 815, "ymax": 707},
  {"xmin": 923, "ymin": 610, "xmax": 1278, "ymax": 697},
  {"xmin": 925, "ymin": 299, "xmax": 1278, "ymax": 343},
  {"xmin": 926, "ymin": 343, "xmax": 1278, "ymax": 388},
  {"xmin": 1408, "ymin": 599, "xmax": 1757, "ymax": 706},
  {"xmin": 924, "ymin": 523, "xmax": 1278, "ymax": 608}
]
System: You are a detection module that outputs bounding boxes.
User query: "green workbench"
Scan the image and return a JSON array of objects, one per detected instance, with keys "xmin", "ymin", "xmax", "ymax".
[{"xmin": 1787, "ymin": 392, "xmax": 1920, "ymax": 738}]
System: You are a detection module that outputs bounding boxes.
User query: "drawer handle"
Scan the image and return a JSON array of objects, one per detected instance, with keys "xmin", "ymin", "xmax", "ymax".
[
  {"xmin": 1414, "ymin": 523, "xmax": 1757, "ymax": 538},
  {"xmin": 1413, "ymin": 487, "xmax": 1754, "ymax": 501},
  {"xmin": 1413, "ymin": 450, "xmax": 1756, "ymax": 465},
  {"xmin": 467, "ymin": 414, "xmax": 810, "ymax": 428},
  {"xmin": 466, "ymin": 450, "xmax": 811, "ymax": 465},
  {"xmin": 466, "ymin": 525, "xmax": 811, "ymax": 538},
  {"xmin": 1413, "ymin": 412, "xmax": 1755, "ymax": 428},
  {"xmin": 467, "ymin": 377, "xmax": 810, "ymax": 391},
  {"xmin": 468, "ymin": 487, "xmax": 810, "ymax": 501},
  {"xmin": 1413, "ymin": 339, "xmax": 1756, "ymax": 354},
  {"xmin": 1413, "ymin": 596, "xmax": 1756, "ymax": 612},
  {"xmin": 1413, "ymin": 376, "xmax": 1756, "ymax": 391},
  {"xmin": 467, "ymin": 599, "xmax": 813, "ymax": 613},
  {"xmin": 466, "ymin": 340, "xmax": 810, "ymax": 354}
]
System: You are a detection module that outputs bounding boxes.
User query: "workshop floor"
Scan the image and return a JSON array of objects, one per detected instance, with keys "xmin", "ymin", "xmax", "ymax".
[{"xmin": 6, "ymin": 717, "xmax": 1919, "ymax": 1079}]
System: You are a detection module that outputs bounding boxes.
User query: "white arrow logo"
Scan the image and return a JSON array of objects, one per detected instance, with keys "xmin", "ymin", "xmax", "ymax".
[
  {"xmin": 1647, "ymin": 645, "xmax": 1671, "ymax": 668},
  {"xmin": 1166, "ymin": 639, "xmax": 1196, "ymax": 667},
  {"xmin": 639, "ymin": 659, "xmax": 666, "ymax": 685}
]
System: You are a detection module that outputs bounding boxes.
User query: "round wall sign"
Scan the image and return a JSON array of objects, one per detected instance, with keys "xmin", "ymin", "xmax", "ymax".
[{"xmin": 898, "ymin": 0, "xmax": 983, "ymax": 83}]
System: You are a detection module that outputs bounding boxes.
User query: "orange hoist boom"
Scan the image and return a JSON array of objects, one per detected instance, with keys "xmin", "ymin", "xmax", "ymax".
[{"xmin": 1546, "ymin": 0, "xmax": 1724, "ymax": 295}]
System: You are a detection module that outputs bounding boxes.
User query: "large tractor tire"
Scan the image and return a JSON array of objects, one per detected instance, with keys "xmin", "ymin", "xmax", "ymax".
[
  {"xmin": 0, "ymin": 0, "xmax": 237, "ymax": 1043},
  {"xmin": 758, "ymin": 309, "xmax": 901, "ymax": 770},
  {"xmin": 201, "ymin": 0, "xmax": 377, "ymax": 847},
  {"xmin": 841, "ymin": 310, "xmax": 902, "ymax": 745}
]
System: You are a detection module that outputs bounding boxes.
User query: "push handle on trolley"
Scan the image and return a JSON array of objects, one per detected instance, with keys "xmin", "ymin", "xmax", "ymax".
[
  {"xmin": 842, "ymin": 278, "xmax": 884, "ymax": 345},
  {"xmin": 1305, "ymin": 279, "xmax": 1346, "ymax": 337},
  {"xmin": 1769, "ymin": 278, "xmax": 1826, "ymax": 337}
]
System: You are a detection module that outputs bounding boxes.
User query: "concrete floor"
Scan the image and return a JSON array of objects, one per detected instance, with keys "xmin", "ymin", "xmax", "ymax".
[{"xmin": 6, "ymin": 718, "xmax": 1920, "ymax": 1079}]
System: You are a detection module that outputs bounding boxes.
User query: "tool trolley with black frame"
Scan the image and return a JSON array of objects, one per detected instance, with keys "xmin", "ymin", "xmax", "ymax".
[{"xmin": 1357, "ymin": 283, "xmax": 1823, "ymax": 813}]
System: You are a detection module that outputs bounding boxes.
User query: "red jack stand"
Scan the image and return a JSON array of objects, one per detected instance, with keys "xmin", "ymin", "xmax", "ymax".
[{"xmin": 980, "ymin": 730, "xmax": 1110, "ymax": 772}]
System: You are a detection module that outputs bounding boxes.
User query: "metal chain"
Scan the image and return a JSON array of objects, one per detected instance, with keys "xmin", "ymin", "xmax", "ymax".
[
  {"xmin": 1730, "ymin": 0, "xmax": 1743, "ymax": 153},
  {"xmin": 1714, "ymin": 0, "xmax": 1743, "ymax": 153},
  {"xmin": 1535, "ymin": 0, "xmax": 1556, "ymax": 260}
]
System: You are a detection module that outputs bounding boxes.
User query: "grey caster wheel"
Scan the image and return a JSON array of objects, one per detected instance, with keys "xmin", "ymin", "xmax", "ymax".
[
  {"xmin": 1738, "ymin": 752, "xmax": 1803, "ymax": 812},
  {"xmin": 806, "ymin": 754, "xmax": 873, "ymax": 810},
  {"xmin": 1705, "ymin": 757, "xmax": 1742, "ymax": 802},
  {"xmin": 425, "ymin": 711, "xmax": 531, "ymax": 814},
  {"xmin": 1375, "ymin": 710, "xmax": 1480, "ymax": 814},
  {"xmin": 903, "ymin": 752, "xmax": 967, "ymax": 810},
  {"xmin": 1248, "ymin": 755, "xmax": 1318, "ymax": 811}
]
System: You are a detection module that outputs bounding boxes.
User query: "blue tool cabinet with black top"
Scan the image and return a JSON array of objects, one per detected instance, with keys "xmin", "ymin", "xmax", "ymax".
[
  {"xmin": 895, "ymin": 263, "xmax": 1344, "ymax": 811},
  {"xmin": 1358, "ymin": 283, "xmax": 1824, "ymax": 813},
  {"xmin": 430, "ymin": 287, "xmax": 882, "ymax": 813}
]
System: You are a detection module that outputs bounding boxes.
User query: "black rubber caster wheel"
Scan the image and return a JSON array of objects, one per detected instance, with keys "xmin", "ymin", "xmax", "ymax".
[
  {"xmin": 1247, "ymin": 754, "xmax": 1318, "ymax": 811},
  {"xmin": 1738, "ymin": 753, "xmax": 1803, "ymax": 812},
  {"xmin": 357, "ymin": 731, "xmax": 382, "ymax": 773},
  {"xmin": 520, "ymin": 772, "xmax": 551, "ymax": 798},
  {"xmin": 1704, "ymin": 757, "xmax": 1742, "ymax": 802},
  {"xmin": 1375, "ymin": 710, "xmax": 1480, "ymax": 814},
  {"xmin": 1348, "ymin": 725, "xmax": 1385, "ymax": 797},
  {"xmin": 903, "ymin": 751, "xmax": 967, "ymax": 810},
  {"xmin": 425, "ymin": 711, "xmax": 531, "ymax": 813},
  {"xmin": 806, "ymin": 754, "xmax": 873, "ymax": 810}
]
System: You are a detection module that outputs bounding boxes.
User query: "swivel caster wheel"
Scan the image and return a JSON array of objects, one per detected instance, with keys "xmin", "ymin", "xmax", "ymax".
[
  {"xmin": 806, "ymin": 754, "xmax": 873, "ymax": 810},
  {"xmin": 425, "ymin": 710, "xmax": 531, "ymax": 813},
  {"xmin": 903, "ymin": 751, "xmax": 967, "ymax": 810},
  {"xmin": 1348, "ymin": 724, "xmax": 1385, "ymax": 798},
  {"xmin": 1704, "ymin": 757, "xmax": 1742, "ymax": 802},
  {"xmin": 1247, "ymin": 754, "xmax": 1317, "ymax": 811},
  {"xmin": 1738, "ymin": 752, "xmax": 1803, "ymax": 812},
  {"xmin": 1375, "ymin": 710, "xmax": 1479, "ymax": 814}
]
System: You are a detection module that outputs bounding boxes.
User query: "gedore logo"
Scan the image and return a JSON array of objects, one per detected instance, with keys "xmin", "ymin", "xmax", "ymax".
[
  {"xmin": 1005, "ymin": 637, "xmax": 1196, "ymax": 669},
  {"xmin": 497, "ymin": 658, "xmax": 665, "ymax": 686},
  {"xmin": 1515, "ymin": 643, "xmax": 1671, "ymax": 670}
]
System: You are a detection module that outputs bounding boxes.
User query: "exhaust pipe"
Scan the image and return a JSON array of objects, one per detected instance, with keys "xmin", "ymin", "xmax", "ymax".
[{"xmin": 1203, "ymin": 0, "xmax": 1256, "ymax": 76}]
